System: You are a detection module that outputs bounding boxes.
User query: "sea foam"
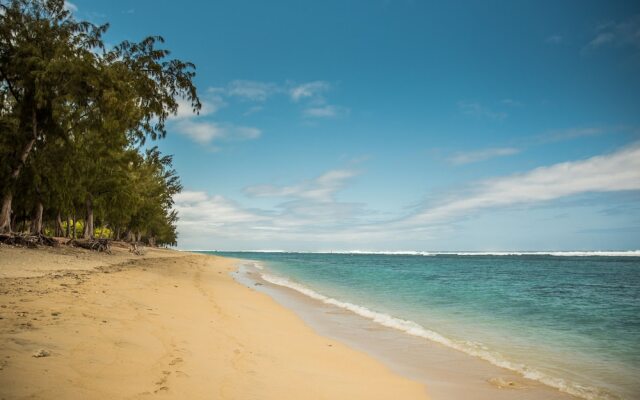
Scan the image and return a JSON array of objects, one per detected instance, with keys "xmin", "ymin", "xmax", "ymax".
[
  {"xmin": 260, "ymin": 270, "xmax": 618, "ymax": 400},
  {"xmin": 237, "ymin": 250, "xmax": 640, "ymax": 257}
]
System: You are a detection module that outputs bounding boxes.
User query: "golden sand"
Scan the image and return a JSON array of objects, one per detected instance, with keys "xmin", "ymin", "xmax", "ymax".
[{"xmin": 0, "ymin": 245, "xmax": 428, "ymax": 399}]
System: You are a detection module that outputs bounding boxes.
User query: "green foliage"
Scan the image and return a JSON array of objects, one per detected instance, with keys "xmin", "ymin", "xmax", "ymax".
[{"xmin": 0, "ymin": 0, "xmax": 200, "ymax": 244}]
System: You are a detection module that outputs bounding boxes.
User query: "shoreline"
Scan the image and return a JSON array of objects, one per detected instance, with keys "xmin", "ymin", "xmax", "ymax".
[
  {"xmin": 233, "ymin": 259, "xmax": 580, "ymax": 400},
  {"xmin": 0, "ymin": 246, "xmax": 428, "ymax": 399}
]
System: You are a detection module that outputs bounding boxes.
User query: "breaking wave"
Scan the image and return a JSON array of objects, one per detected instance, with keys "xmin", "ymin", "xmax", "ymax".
[
  {"xmin": 231, "ymin": 250, "xmax": 640, "ymax": 257},
  {"xmin": 260, "ymin": 271, "xmax": 618, "ymax": 400}
]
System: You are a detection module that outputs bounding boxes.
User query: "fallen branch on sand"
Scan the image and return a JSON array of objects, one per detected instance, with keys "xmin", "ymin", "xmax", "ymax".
[{"xmin": 70, "ymin": 238, "xmax": 112, "ymax": 253}]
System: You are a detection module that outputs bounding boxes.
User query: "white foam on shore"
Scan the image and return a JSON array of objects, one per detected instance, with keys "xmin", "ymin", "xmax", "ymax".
[
  {"xmin": 260, "ymin": 271, "xmax": 617, "ymax": 400},
  {"xmin": 220, "ymin": 250, "xmax": 640, "ymax": 257}
]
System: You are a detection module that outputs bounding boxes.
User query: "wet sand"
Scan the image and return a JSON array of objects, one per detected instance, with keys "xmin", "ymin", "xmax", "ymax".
[{"xmin": 234, "ymin": 261, "xmax": 580, "ymax": 400}]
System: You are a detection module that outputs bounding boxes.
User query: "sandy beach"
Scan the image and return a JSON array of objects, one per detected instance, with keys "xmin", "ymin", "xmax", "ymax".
[{"xmin": 0, "ymin": 245, "xmax": 428, "ymax": 399}]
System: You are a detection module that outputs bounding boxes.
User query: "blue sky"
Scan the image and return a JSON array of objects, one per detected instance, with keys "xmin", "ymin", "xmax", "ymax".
[{"xmin": 70, "ymin": 1, "xmax": 640, "ymax": 250}]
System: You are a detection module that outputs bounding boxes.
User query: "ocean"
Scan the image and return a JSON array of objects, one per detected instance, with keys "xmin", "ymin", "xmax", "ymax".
[{"xmin": 203, "ymin": 251, "xmax": 640, "ymax": 400}]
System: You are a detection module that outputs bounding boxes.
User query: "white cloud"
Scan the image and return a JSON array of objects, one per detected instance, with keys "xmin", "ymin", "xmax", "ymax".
[
  {"xmin": 172, "ymin": 144, "xmax": 640, "ymax": 249},
  {"xmin": 245, "ymin": 168, "xmax": 359, "ymax": 202},
  {"xmin": 202, "ymin": 79, "xmax": 346, "ymax": 120},
  {"xmin": 448, "ymin": 147, "xmax": 520, "ymax": 165},
  {"xmin": 64, "ymin": 1, "xmax": 78, "ymax": 12},
  {"xmin": 226, "ymin": 80, "xmax": 279, "ymax": 102},
  {"xmin": 169, "ymin": 92, "xmax": 257, "ymax": 148},
  {"xmin": 171, "ymin": 96, "xmax": 223, "ymax": 120},
  {"xmin": 174, "ymin": 191, "xmax": 208, "ymax": 203},
  {"xmin": 406, "ymin": 142, "xmax": 640, "ymax": 226},
  {"xmin": 175, "ymin": 192, "xmax": 266, "ymax": 228},
  {"xmin": 174, "ymin": 120, "xmax": 223, "ymax": 144},
  {"xmin": 173, "ymin": 168, "xmax": 367, "ymax": 246},
  {"xmin": 290, "ymin": 81, "xmax": 331, "ymax": 102},
  {"xmin": 174, "ymin": 120, "xmax": 260, "ymax": 146},
  {"xmin": 458, "ymin": 101, "xmax": 507, "ymax": 121}
]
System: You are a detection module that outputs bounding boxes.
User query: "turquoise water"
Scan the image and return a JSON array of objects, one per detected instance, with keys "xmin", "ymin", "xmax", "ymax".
[{"xmin": 206, "ymin": 251, "xmax": 640, "ymax": 400}]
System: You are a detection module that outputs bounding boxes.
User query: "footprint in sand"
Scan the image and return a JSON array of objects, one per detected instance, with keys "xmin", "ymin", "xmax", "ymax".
[
  {"xmin": 155, "ymin": 371, "xmax": 170, "ymax": 385},
  {"xmin": 169, "ymin": 357, "xmax": 183, "ymax": 366}
]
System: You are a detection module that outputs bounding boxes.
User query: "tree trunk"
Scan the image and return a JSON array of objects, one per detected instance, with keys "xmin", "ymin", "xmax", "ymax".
[
  {"xmin": 72, "ymin": 213, "xmax": 76, "ymax": 239},
  {"xmin": 115, "ymin": 226, "xmax": 121, "ymax": 241},
  {"xmin": 30, "ymin": 200, "xmax": 43, "ymax": 235},
  {"xmin": 136, "ymin": 231, "xmax": 142, "ymax": 243},
  {"xmin": 0, "ymin": 192, "xmax": 12, "ymax": 233},
  {"xmin": 0, "ymin": 109, "xmax": 38, "ymax": 234},
  {"xmin": 83, "ymin": 195, "xmax": 94, "ymax": 239},
  {"xmin": 55, "ymin": 212, "xmax": 64, "ymax": 237},
  {"xmin": 10, "ymin": 212, "xmax": 17, "ymax": 233},
  {"xmin": 66, "ymin": 215, "xmax": 71, "ymax": 238},
  {"xmin": 125, "ymin": 229, "xmax": 133, "ymax": 242}
]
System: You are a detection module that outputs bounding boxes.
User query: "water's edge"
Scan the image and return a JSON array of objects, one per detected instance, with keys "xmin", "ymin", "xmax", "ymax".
[{"xmin": 231, "ymin": 259, "xmax": 580, "ymax": 400}]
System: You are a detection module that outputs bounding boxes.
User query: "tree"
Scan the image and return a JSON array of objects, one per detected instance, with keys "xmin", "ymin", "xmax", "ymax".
[
  {"xmin": 1, "ymin": 0, "xmax": 199, "ymax": 247},
  {"xmin": 0, "ymin": 0, "xmax": 106, "ymax": 232}
]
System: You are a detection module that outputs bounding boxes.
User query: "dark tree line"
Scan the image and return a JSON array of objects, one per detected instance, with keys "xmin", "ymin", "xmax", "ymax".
[{"xmin": 0, "ymin": 0, "xmax": 199, "ymax": 246}]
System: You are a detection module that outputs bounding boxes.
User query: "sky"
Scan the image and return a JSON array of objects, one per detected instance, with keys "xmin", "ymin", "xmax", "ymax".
[{"xmin": 69, "ymin": 1, "xmax": 640, "ymax": 251}]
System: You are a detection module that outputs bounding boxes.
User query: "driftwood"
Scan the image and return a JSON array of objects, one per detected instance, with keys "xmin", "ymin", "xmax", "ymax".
[
  {"xmin": 0, "ymin": 233, "xmax": 58, "ymax": 248},
  {"xmin": 129, "ymin": 242, "xmax": 144, "ymax": 256},
  {"xmin": 70, "ymin": 238, "xmax": 112, "ymax": 253}
]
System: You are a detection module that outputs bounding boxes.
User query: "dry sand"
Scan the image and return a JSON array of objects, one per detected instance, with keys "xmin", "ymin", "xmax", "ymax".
[{"xmin": 0, "ymin": 245, "xmax": 428, "ymax": 399}]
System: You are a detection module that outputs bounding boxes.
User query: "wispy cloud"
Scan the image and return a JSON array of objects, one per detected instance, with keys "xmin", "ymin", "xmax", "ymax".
[
  {"xmin": 583, "ymin": 15, "xmax": 640, "ymax": 53},
  {"xmin": 173, "ymin": 143, "xmax": 640, "ymax": 249},
  {"xmin": 588, "ymin": 32, "xmax": 615, "ymax": 48},
  {"xmin": 458, "ymin": 101, "xmax": 507, "ymax": 121},
  {"xmin": 204, "ymin": 79, "xmax": 346, "ymax": 119},
  {"xmin": 175, "ymin": 192, "xmax": 267, "ymax": 229},
  {"xmin": 290, "ymin": 81, "xmax": 331, "ymax": 102},
  {"xmin": 169, "ymin": 90, "xmax": 259, "ymax": 148},
  {"xmin": 174, "ymin": 167, "xmax": 368, "ymax": 246},
  {"xmin": 174, "ymin": 120, "xmax": 260, "ymax": 147},
  {"xmin": 536, "ymin": 127, "xmax": 604, "ymax": 143},
  {"xmin": 245, "ymin": 168, "xmax": 359, "ymax": 202},
  {"xmin": 226, "ymin": 80, "xmax": 279, "ymax": 102},
  {"xmin": 210, "ymin": 80, "xmax": 333, "ymax": 103},
  {"xmin": 405, "ymin": 142, "xmax": 640, "ymax": 226},
  {"xmin": 448, "ymin": 147, "xmax": 520, "ymax": 165}
]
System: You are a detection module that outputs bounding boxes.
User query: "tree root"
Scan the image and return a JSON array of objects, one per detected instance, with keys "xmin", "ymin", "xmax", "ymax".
[{"xmin": 0, "ymin": 233, "xmax": 58, "ymax": 248}]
